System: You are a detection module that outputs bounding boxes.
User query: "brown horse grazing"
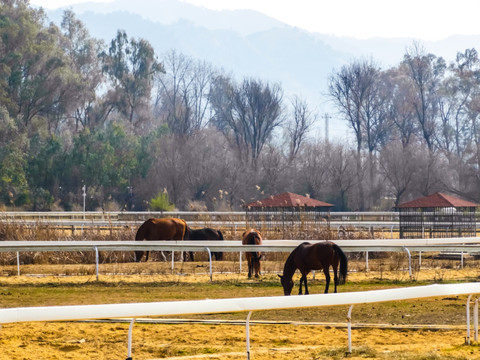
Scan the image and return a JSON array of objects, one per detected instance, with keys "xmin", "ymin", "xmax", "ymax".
[
  {"xmin": 242, "ymin": 229, "xmax": 263, "ymax": 278},
  {"xmin": 278, "ymin": 241, "xmax": 348, "ymax": 295},
  {"xmin": 134, "ymin": 218, "xmax": 187, "ymax": 262},
  {"xmin": 184, "ymin": 227, "xmax": 224, "ymax": 261}
]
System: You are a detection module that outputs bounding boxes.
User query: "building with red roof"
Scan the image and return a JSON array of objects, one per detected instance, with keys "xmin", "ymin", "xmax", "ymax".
[
  {"xmin": 245, "ymin": 192, "xmax": 334, "ymax": 237},
  {"xmin": 397, "ymin": 192, "xmax": 479, "ymax": 239}
]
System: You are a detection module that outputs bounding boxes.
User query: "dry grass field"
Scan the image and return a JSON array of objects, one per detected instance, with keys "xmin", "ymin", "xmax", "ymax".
[
  {"xmin": 1, "ymin": 261, "xmax": 480, "ymax": 360},
  {"xmin": 1, "ymin": 222, "xmax": 480, "ymax": 359}
]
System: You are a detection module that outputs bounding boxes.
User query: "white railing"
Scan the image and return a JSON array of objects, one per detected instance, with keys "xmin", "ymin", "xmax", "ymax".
[
  {"xmin": 2, "ymin": 237, "xmax": 480, "ymax": 279},
  {"xmin": 1, "ymin": 283, "xmax": 479, "ymax": 358}
]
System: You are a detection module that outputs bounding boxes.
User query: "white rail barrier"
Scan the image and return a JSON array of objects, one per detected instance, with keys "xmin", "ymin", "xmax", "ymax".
[
  {"xmin": 2, "ymin": 238, "xmax": 480, "ymax": 279},
  {"xmin": 1, "ymin": 283, "xmax": 479, "ymax": 358}
]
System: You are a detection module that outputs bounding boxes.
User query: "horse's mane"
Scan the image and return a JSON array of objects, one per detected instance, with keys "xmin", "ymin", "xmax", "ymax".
[{"xmin": 283, "ymin": 242, "xmax": 310, "ymax": 277}]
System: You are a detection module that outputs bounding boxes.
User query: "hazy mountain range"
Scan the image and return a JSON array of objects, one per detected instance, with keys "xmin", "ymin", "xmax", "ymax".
[{"xmin": 42, "ymin": 0, "xmax": 480, "ymax": 140}]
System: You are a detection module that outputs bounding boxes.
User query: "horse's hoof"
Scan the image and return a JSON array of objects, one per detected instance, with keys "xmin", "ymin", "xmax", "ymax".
[{"xmin": 255, "ymin": 274, "xmax": 259, "ymax": 278}]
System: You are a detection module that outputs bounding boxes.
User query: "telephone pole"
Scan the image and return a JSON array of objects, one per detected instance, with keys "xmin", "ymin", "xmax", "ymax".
[{"xmin": 323, "ymin": 113, "xmax": 331, "ymax": 143}]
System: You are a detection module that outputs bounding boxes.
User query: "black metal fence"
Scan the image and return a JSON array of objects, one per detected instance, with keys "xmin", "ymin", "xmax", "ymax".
[
  {"xmin": 399, "ymin": 207, "xmax": 477, "ymax": 239},
  {"xmin": 245, "ymin": 207, "xmax": 331, "ymax": 238}
]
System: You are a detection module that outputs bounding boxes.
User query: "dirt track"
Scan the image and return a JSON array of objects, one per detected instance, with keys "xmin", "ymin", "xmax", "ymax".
[
  {"xmin": 1, "ymin": 263, "xmax": 480, "ymax": 359},
  {"xmin": 1, "ymin": 320, "xmax": 477, "ymax": 359}
]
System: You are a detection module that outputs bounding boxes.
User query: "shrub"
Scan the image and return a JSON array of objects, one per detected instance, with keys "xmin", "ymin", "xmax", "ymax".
[{"xmin": 149, "ymin": 191, "xmax": 175, "ymax": 211}]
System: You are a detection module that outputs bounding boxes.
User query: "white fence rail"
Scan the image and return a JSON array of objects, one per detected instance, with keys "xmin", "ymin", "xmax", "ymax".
[
  {"xmin": 2, "ymin": 237, "xmax": 480, "ymax": 279},
  {"xmin": 1, "ymin": 283, "xmax": 480, "ymax": 358}
]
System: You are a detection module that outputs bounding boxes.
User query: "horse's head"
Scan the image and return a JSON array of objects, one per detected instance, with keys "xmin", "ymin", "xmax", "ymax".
[{"xmin": 278, "ymin": 274, "xmax": 293, "ymax": 296}]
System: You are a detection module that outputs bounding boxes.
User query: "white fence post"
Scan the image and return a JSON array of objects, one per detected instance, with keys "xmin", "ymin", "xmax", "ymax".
[
  {"xmin": 126, "ymin": 318, "xmax": 135, "ymax": 360},
  {"xmin": 467, "ymin": 294, "xmax": 473, "ymax": 344},
  {"xmin": 475, "ymin": 299, "xmax": 479, "ymax": 342},
  {"xmin": 205, "ymin": 247, "xmax": 212, "ymax": 281},
  {"xmin": 16, "ymin": 252, "xmax": 20, "ymax": 276},
  {"xmin": 246, "ymin": 311, "xmax": 253, "ymax": 360},
  {"xmin": 403, "ymin": 247, "xmax": 412, "ymax": 278},
  {"xmin": 347, "ymin": 305, "xmax": 354, "ymax": 353},
  {"xmin": 93, "ymin": 246, "xmax": 99, "ymax": 281}
]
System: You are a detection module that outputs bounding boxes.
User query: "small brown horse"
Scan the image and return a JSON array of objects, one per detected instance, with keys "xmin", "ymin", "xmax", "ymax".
[
  {"xmin": 279, "ymin": 241, "xmax": 348, "ymax": 295},
  {"xmin": 134, "ymin": 218, "xmax": 187, "ymax": 262},
  {"xmin": 242, "ymin": 229, "xmax": 263, "ymax": 278}
]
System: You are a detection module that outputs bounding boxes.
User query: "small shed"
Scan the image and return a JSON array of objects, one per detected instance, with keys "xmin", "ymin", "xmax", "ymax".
[
  {"xmin": 396, "ymin": 192, "xmax": 479, "ymax": 239},
  {"xmin": 245, "ymin": 192, "xmax": 334, "ymax": 237}
]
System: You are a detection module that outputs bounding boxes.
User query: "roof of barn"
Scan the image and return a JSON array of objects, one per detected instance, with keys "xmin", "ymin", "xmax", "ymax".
[
  {"xmin": 397, "ymin": 192, "xmax": 479, "ymax": 209},
  {"xmin": 245, "ymin": 192, "xmax": 334, "ymax": 208}
]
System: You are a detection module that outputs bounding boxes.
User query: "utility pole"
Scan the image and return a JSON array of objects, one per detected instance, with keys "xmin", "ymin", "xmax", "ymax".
[
  {"xmin": 82, "ymin": 185, "xmax": 86, "ymax": 219},
  {"xmin": 323, "ymin": 113, "xmax": 331, "ymax": 143}
]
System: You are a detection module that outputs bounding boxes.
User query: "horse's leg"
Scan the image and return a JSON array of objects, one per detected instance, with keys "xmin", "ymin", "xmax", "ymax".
[
  {"xmin": 247, "ymin": 255, "xmax": 252, "ymax": 278},
  {"xmin": 160, "ymin": 251, "xmax": 166, "ymax": 262},
  {"xmin": 298, "ymin": 276, "xmax": 303, "ymax": 295},
  {"xmin": 302, "ymin": 274, "xmax": 310, "ymax": 295},
  {"xmin": 145, "ymin": 251, "xmax": 150, "ymax": 262},
  {"xmin": 134, "ymin": 250, "xmax": 143, "ymax": 262},
  {"xmin": 181, "ymin": 251, "xmax": 191, "ymax": 262},
  {"xmin": 189, "ymin": 251, "xmax": 195, "ymax": 261},
  {"xmin": 323, "ymin": 266, "xmax": 331, "ymax": 293},
  {"xmin": 254, "ymin": 258, "xmax": 260, "ymax": 278}
]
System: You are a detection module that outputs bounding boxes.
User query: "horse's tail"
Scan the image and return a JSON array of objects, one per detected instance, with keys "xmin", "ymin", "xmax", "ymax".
[
  {"xmin": 176, "ymin": 219, "xmax": 188, "ymax": 240},
  {"xmin": 183, "ymin": 225, "xmax": 191, "ymax": 240},
  {"xmin": 252, "ymin": 232, "xmax": 262, "ymax": 261},
  {"xmin": 333, "ymin": 244, "xmax": 348, "ymax": 285},
  {"xmin": 217, "ymin": 230, "xmax": 224, "ymax": 241},
  {"xmin": 252, "ymin": 250, "xmax": 261, "ymax": 261}
]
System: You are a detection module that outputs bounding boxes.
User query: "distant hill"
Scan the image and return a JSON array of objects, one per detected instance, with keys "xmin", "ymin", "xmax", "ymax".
[{"xmin": 43, "ymin": 0, "xmax": 480, "ymax": 140}]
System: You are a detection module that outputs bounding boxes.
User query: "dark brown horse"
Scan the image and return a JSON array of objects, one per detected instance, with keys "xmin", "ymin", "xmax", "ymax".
[
  {"xmin": 134, "ymin": 218, "xmax": 187, "ymax": 262},
  {"xmin": 278, "ymin": 241, "xmax": 347, "ymax": 295},
  {"xmin": 242, "ymin": 229, "xmax": 263, "ymax": 278},
  {"xmin": 185, "ymin": 227, "xmax": 224, "ymax": 261}
]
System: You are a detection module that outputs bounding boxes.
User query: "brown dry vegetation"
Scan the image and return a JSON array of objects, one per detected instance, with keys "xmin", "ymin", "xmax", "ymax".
[{"xmin": 1, "ymin": 222, "xmax": 480, "ymax": 359}]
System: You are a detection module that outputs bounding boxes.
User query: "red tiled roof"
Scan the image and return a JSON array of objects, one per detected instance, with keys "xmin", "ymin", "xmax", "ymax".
[
  {"xmin": 245, "ymin": 192, "xmax": 334, "ymax": 208},
  {"xmin": 397, "ymin": 192, "xmax": 479, "ymax": 208}
]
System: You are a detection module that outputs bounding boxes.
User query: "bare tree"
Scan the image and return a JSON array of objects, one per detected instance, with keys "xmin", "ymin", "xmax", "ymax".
[
  {"xmin": 154, "ymin": 50, "xmax": 216, "ymax": 135},
  {"xmin": 382, "ymin": 67, "xmax": 418, "ymax": 147},
  {"xmin": 211, "ymin": 77, "xmax": 284, "ymax": 167},
  {"xmin": 286, "ymin": 95, "xmax": 316, "ymax": 161},
  {"xmin": 328, "ymin": 58, "xmax": 380, "ymax": 210},
  {"xmin": 402, "ymin": 43, "xmax": 446, "ymax": 151},
  {"xmin": 437, "ymin": 48, "xmax": 480, "ymax": 158},
  {"xmin": 378, "ymin": 140, "xmax": 417, "ymax": 206},
  {"xmin": 326, "ymin": 144, "xmax": 358, "ymax": 211},
  {"xmin": 296, "ymin": 141, "xmax": 331, "ymax": 201}
]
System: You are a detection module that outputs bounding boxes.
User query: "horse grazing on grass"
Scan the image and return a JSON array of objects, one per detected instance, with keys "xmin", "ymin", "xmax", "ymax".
[
  {"xmin": 134, "ymin": 218, "xmax": 187, "ymax": 262},
  {"xmin": 185, "ymin": 227, "xmax": 224, "ymax": 261},
  {"xmin": 278, "ymin": 241, "xmax": 347, "ymax": 295},
  {"xmin": 241, "ymin": 229, "xmax": 263, "ymax": 278}
]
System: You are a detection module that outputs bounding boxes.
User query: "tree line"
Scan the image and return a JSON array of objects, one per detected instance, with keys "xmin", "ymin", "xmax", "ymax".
[{"xmin": 1, "ymin": 0, "xmax": 480, "ymax": 212}]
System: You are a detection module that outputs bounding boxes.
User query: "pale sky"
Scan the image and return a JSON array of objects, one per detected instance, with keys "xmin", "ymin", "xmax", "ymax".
[{"xmin": 30, "ymin": 0, "xmax": 480, "ymax": 41}]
